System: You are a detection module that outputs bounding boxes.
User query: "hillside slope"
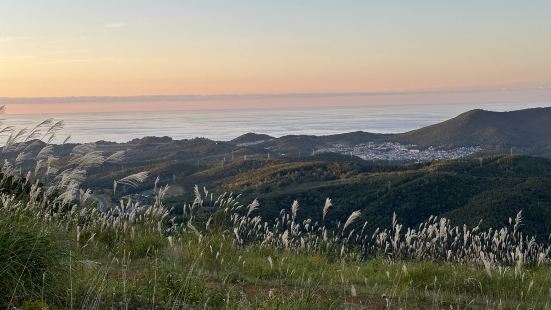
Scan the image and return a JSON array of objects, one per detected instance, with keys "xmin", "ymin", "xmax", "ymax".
[
  {"xmin": 214, "ymin": 156, "xmax": 551, "ymax": 237},
  {"xmin": 393, "ymin": 107, "xmax": 551, "ymax": 152}
]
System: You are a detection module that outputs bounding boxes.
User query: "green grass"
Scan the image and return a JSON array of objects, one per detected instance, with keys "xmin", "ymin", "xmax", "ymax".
[
  {"xmin": 4, "ymin": 217, "xmax": 550, "ymax": 309},
  {"xmin": 0, "ymin": 213, "xmax": 66, "ymax": 306},
  {"xmin": 0, "ymin": 169, "xmax": 549, "ymax": 309}
]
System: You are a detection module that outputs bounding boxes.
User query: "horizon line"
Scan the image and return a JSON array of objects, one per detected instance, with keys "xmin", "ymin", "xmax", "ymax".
[{"xmin": 2, "ymin": 86, "xmax": 551, "ymax": 104}]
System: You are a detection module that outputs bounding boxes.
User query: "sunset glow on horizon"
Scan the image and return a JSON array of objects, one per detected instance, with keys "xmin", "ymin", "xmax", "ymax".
[{"xmin": 1, "ymin": 1, "xmax": 551, "ymax": 103}]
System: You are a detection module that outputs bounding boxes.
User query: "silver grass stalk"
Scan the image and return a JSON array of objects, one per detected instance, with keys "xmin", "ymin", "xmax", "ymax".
[
  {"xmin": 154, "ymin": 175, "xmax": 160, "ymax": 193},
  {"xmin": 71, "ymin": 143, "xmax": 96, "ymax": 156},
  {"xmin": 116, "ymin": 171, "xmax": 150, "ymax": 188},
  {"xmin": 513, "ymin": 210, "xmax": 523, "ymax": 234},
  {"xmin": 291, "ymin": 200, "xmax": 299, "ymax": 222},
  {"xmin": 343, "ymin": 210, "xmax": 361, "ymax": 232},
  {"xmin": 105, "ymin": 150, "xmax": 125, "ymax": 163},
  {"xmin": 113, "ymin": 180, "xmax": 118, "ymax": 195},
  {"xmin": 322, "ymin": 198, "xmax": 332, "ymax": 221},
  {"xmin": 62, "ymin": 135, "xmax": 71, "ymax": 144},
  {"xmin": 79, "ymin": 188, "xmax": 92, "ymax": 205},
  {"xmin": 37, "ymin": 145, "xmax": 54, "ymax": 159},
  {"xmin": 247, "ymin": 199, "xmax": 260, "ymax": 217}
]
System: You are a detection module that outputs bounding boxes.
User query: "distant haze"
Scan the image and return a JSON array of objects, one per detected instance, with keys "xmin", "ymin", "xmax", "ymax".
[{"xmin": 1, "ymin": 88, "xmax": 550, "ymax": 114}]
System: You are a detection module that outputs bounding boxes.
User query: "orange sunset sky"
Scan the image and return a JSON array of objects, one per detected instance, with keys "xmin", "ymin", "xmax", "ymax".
[{"xmin": 1, "ymin": 1, "xmax": 551, "ymax": 113}]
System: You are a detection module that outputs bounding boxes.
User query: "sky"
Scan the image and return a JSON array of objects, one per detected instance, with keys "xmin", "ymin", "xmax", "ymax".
[{"xmin": 1, "ymin": 0, "xmax": 551, "ymax": 112}]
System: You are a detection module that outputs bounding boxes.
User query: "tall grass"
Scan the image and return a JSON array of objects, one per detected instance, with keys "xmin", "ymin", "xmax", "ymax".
[
  {"xmin": 0, "ymin": 213, "xmax": 65, "ymax": 306},
  {"xmin": 0, "ymin": 115, "xmax": 550, "ymax": 308}
]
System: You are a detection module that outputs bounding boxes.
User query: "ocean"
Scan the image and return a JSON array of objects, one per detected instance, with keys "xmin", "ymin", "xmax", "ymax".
[{"xmin": 0, "ymin": 100, "xmax": 547, "ymax": 143}]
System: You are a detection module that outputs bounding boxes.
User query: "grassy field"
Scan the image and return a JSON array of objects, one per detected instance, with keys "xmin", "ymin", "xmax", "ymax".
[
  {"xmin": 0, "ymin": 119, "xmax": 550, "ymax": 309},
  {"xmin": 1, "ymin": 189, "xmax": 551, "ymax": 309}
]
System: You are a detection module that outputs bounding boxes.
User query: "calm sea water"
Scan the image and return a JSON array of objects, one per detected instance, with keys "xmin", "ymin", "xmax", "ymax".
[{"xmin": 0, "ymin": 101, "xmax": 547, "ymax": 143}]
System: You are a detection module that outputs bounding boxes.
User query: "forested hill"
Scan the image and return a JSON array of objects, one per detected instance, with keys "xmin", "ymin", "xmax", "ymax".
[
  {"xmin": 393, "ymin": 107, "xmax": 551, "ymax": 151},
  {"xmin": 204, "ymin": 155, "xmax": 551, "ymax": 238}
]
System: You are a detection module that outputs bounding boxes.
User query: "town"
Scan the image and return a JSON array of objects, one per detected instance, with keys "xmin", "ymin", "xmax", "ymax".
[{"xmin": 316, "ymin": 142, "xmax": 482, "ymax": 162}]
